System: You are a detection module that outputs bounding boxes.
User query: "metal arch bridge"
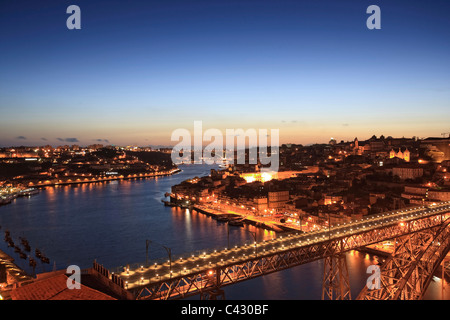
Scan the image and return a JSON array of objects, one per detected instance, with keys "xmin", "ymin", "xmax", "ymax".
[{"xmin": 95, "ymin": 201, "xmax": 450, "ymax": 300}]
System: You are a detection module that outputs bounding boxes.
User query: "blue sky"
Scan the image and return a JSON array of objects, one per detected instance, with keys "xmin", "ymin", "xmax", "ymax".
[{"xmin": 1, "ymin": 0, "xmax": 449, "ymax": 146}]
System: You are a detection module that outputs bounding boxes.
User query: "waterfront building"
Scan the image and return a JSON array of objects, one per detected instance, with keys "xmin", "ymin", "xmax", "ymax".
[
  {"xmin": 253, "ymin": 196, "xmax": 268, "ymax": 211},
  {"xmin": 401, "ymin": 185, "xmax": 450, "ymax": 203},
  {"xmin": 427, "ymin": 189, "xmax": 450, "ymax": 202},
  {"xmin": 268, "ymin": 190, "xmax": 289, "ymax": 209}
]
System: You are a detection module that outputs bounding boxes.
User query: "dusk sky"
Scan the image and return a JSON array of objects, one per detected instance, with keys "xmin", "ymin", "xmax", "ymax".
[{"xmin": 1, "ymin": 0, "xmax": 449, "ymax": 147}]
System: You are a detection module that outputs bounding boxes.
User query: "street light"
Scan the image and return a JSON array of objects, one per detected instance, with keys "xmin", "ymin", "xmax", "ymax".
[
  {"xmin": 226, "ymin": 221, "xmax": 257, "ymax": 249},
  {"xmin": 241, "ymin": 229, "xmax": 257, "ymax": 258},
  {"xmin": 146, "ymin": 240, "xmax": 172, "ymax": 275},
  {"xmin": 328, "ymin": 213, "xmax": 331, "ymax": 240}
]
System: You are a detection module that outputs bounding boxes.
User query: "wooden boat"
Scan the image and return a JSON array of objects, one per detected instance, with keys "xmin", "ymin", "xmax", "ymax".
[
  {"xmin": 29, "ymin": 257, "xmax": 37, "ymax": 268},
  {"xmin": 217, "ymin": 215, "xmax": 230, "ymax": 222},
  {"xmin": 162, "ymin": 200, "xmax": 177, "ymax": 207},
  {"xmin": 20, "ymin": 237, "xmax": 29, "ymax": 246},
  {"xmin": 228, "ymin": 218, "xmax": 244, "ymax": 226},
  {"xmin": 41, "ymin": 256, "xmax": 50, "ymax": 264}
]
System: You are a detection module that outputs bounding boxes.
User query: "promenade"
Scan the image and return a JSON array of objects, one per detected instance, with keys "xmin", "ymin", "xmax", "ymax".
[{"xmin": 192, "ymin": 204, "xmax": 299, "ymax": 232}]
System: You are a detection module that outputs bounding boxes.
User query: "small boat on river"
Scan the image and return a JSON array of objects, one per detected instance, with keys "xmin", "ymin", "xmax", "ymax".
[{"xmin": 228, "ymin": 218, "xmax": 245, "ymax": 226}]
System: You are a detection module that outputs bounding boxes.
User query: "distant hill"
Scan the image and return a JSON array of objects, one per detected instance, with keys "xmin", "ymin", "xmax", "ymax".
[{"xmin": 126, "ymin": 151, "xmax": 176, "ymax": 168}]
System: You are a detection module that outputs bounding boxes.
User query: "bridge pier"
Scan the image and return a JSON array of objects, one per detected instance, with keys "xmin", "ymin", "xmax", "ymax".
[
  {"xmin": 357, "ymin": 221, "xmax": 450, "ymax": 300},
  {"xmin": 321, "ymin": 254, "xmax": 351, "ymax": 300},
  {"xmin": 442, "ymin": 257, "xmax": 450, "ymax": 299}
]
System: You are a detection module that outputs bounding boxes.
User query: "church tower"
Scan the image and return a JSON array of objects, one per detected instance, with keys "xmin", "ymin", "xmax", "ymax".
[{"xmin": 404, "ymin": 148, "xmax": 410, "ymax": 162}]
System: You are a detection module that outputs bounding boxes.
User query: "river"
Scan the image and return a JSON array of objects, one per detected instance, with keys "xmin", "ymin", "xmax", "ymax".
[{"xmin": 0, "ymin": 164, "xmax": 446, "ymax": 300}]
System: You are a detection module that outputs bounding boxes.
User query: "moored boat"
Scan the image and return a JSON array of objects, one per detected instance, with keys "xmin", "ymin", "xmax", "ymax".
[
  {"xmin": 162, "ymin": 200, "xmax": 177, "ymax": 207},
  {"xmin": 0, "ymin": 196, "xmax": 12, "ymax": 205},
  {"xmin": 41, "ymin": 256, "xmax": 50, "ymax": 264},
  {"xmin": 217, "ymin": 215, "xmax": 230, "ymax": 222},
  {"xmin": 228, "ymin": 218, "xmax": 244, "ymax": 226},
  {"xmin": 29, "ymin": 257, "xmax": 37, "ymax": 268},
  {"xmin": 23, "ymin": 188, "xmax": 39, "ymax": 196}
]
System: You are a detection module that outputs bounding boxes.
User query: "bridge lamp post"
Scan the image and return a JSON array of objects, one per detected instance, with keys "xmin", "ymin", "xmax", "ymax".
[
  {"xmin": 328, "ymin": 213, "xmax": 331, "ymax": 240},
  {"xmin": 227, "ymin": 224, "xmax": 257, "ymax": 257},
  {"xmin": 243, "ymin": 230, "xmax": 257, "ymax": 258},
  {"xmin": 146, "ymin": 240, "xmax": 172, "ymax": 275}
]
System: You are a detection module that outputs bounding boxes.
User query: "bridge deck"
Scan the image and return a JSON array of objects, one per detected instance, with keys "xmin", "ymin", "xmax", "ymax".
[{"xmin": 110, "ymin": 201, "xmax": 450, "ymax": 298}]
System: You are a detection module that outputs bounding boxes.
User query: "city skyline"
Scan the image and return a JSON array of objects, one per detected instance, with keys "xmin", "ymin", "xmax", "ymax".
[
  {"xmin": 1, "ymin": 1, "xmax": 450, "ymax": 146},
  {"xmin": 0, "ymin": 132, "xmax": 445, "ymax": 149}
]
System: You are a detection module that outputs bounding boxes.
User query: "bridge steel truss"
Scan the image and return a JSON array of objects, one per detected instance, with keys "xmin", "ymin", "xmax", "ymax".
[
  {"xmin": 356, "ymin": 220, "xmax": 450, "ymax": 300},
  {"xmin": 321, "ymin": 253, "xmax": 352, "ymax": 300},
  {"xmin": 441, "ymin": 257, "xmax": 450, "ymax": 299},
  {"xmin": 124, "ymin": 209, "xmax": 450, "ymax": 300}
]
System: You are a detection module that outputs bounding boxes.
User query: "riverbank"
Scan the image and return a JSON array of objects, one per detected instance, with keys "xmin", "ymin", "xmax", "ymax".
[
  {"xmin": 192, "ymin": 204, "xmax": 294, "ymax": 233},
  {"xmin": 28, "ymin": 168, "xmax": 182, "ymax": 188},
  {"xmin": 0, "ymin": 188, "xmax": 40, "ymax": 206},
  {"xmin": 0, "ymin": 168, "xmax": 182, "ymax": 209}
]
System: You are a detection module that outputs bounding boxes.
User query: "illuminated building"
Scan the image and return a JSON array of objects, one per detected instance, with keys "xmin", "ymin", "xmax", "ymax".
[
  {"xmin": 253, "ymin": 197, "xmax": 268, "ymax": 211},
  {"xmin": 389, "ymin": 148, "xmax": 410, "ymax": 162},
  {"xmin": 241, "ymin": 172, "xmax": 273, "ymax": 183},
  {"xmin": 268, "ymin": 190, "xmax": 289, "ymax": 209}
]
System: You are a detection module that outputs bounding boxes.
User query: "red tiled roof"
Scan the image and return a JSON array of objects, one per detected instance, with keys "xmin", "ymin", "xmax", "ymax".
[{"xmin": 10, "ymin": 273, "xmax": 116, "ymax": 300}]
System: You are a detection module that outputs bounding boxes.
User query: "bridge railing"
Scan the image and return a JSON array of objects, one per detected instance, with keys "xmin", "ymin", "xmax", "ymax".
[
  {"xmin": 109, "ymin": 202, "xmax": 450, "ymax": 276},
  {"xmin": 108, "ymin": 242, "xmax": 269, "ymax": 275}
]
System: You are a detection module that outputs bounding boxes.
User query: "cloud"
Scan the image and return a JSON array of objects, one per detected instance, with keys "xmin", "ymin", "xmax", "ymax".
[
  {"xmin": 16, "ymin": 136, "xmax": 27, "ymax": 140},
  {"xmin": 41, "ymin": 137, "xmax": 48, "ymax": 141},
  {"xmin": 342, "ymin": 123, "xmax": 349, "ymax": 127},
  {"xmin": 93, "ymin": 138, "xmax": 109, "ymax": 143},
  {"xmin": 57, "ymin": 137, "xmax": 79, "ymax": 143}
]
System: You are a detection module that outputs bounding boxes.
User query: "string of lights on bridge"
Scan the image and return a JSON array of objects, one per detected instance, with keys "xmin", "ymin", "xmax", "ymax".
[{"xmin": 116, "ymin": 201, "xmax": 450, "ymax": 289}]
